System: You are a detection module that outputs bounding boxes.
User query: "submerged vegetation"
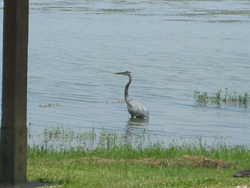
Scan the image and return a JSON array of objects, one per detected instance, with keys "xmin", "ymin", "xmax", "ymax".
[
  {"xmin": 27, "ymin": 126, "xmax": 250, "ymax": 187},
  {"xmin": 194, "ymin": 88, "xmax": 250, "ymax": 107},
  {"xmin": 30, "ymin": 125, "xmax": 148, "ymax": 151}
]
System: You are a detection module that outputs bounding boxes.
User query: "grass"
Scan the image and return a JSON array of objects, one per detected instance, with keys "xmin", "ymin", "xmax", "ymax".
[
  {"xmin": 27, "ymin": 126, "xmax": 250, "ymax": 188},
  {"xmin": 27, "ymin": 161, "xmax": 242, "ymax": 188},
  {"xmin": 194, "ymin": 88, "xmax": 250, "ymax": 107}
]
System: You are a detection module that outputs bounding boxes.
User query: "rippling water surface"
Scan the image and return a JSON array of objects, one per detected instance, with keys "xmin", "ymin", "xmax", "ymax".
[{"xmin": 0, "ymin": 0, "xmax": 250, "ymax": 146}]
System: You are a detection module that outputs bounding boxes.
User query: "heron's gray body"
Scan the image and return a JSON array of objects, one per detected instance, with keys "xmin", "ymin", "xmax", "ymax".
[
  {"xmin": 116, "ymin": 71, "xmax": 149, "ymax": 119},
  {"xmin": 126, "ymin": 98, "xmax": 149, "ymax": 118}
]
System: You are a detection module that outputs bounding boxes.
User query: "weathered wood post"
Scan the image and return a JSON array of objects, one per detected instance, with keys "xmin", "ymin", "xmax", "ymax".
[{"xmin": 0, "ymin": 0, "xmax": 29, "ymax": 185}]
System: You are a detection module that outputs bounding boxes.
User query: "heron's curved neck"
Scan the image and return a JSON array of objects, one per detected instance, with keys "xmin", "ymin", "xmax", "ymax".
[{"xmin": 124, "ymin": 74, "xmax": 132, "ymax": 103}]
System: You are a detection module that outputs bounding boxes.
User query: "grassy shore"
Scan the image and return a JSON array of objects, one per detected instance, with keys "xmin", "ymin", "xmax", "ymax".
[{"xmin": 27, "ymin": 127, "xmax": 250, "ymax": 188}]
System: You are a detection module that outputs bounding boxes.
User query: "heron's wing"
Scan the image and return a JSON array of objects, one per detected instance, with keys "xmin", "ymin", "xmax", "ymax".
[{"xmin": 127, "ymin": 98, "xmax": 149, "ymax": 118}]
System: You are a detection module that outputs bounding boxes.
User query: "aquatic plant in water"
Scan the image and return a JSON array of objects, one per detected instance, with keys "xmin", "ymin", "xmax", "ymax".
[
  {"xmin": 29, "ymin": 125, "xmax": 154, "ymax": 151},
  {"xmin": 194, "ymin": 88, "xmax": 250, "ymax": 107},
  {"xmin": 29, "ymin": 125, "xmax": 237, "ymax": 153}
]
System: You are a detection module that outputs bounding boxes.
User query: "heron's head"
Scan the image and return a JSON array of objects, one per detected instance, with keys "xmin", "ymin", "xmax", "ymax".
[{"xmin": 115, "ymin": 71, "xmax": 131, "ymax": 76}]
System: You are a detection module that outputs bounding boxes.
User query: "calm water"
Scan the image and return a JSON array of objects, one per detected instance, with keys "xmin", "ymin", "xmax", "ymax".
[{"xmin": 0, "ymin": 0, "xmax": 250, "ymax": 146}]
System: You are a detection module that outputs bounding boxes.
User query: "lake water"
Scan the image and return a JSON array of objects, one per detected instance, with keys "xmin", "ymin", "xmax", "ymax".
[{"xmin": 0, "ymin": 0, "xmax": 250, "ymax": 146}]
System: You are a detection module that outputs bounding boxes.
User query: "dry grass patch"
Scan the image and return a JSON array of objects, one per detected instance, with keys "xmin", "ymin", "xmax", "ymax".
[
  {"xmin": 171, "ymin": 155, "xmax": 233, "ymax": 168},
  {"xmin": 64, "ymin": 155, "xmax": 233, "ymax": 168}
]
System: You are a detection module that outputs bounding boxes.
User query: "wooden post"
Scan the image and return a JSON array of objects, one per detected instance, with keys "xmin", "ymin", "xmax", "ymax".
[{"xmin": 0, "ymin": 0, "xmax": 29, "ymax": 185}]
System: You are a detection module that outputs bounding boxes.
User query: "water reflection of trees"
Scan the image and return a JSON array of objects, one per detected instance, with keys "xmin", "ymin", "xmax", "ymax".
[{"xmin": 124, "ymin": 118, "xmax": 149, "ymax": 146}]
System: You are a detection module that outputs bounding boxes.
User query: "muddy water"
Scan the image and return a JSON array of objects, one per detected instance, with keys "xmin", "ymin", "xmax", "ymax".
[{"xmin": 0, "ymin": 0, "xmax": 250, "ymax": 146}]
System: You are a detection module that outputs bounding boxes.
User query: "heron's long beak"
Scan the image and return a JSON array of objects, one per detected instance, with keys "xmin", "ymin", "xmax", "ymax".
[{"xmin": 115, "ymin": 72, "xmax": 125, "ymax": 75}]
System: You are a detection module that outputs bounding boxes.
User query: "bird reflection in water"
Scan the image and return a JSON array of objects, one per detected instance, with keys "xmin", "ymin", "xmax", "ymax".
[{"xmin": 124, "ymin": 117, "xmax": 149, "ymax": 145}]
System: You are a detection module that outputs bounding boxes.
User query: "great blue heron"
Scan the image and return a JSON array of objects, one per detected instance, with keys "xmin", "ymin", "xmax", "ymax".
[{"xmin": 116, "ymin": 71, "xmax": 149, "ymax": 119}]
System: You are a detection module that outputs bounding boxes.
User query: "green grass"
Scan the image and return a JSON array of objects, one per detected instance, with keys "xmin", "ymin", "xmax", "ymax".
[
  {"xmin": 194, "ymin": 88, "xmax": 250, "ymax": 107},
  {"xmin": 27, "ymin": 126, "xmax": 250, "ymax": 188},
  {"xmin": 28, "ymin": 161, "xmax": 246, "ymax": 188}
]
